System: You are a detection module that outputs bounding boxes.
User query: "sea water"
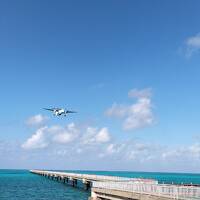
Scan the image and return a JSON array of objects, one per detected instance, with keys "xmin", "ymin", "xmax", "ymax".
[{"xmin": 0, "ymin": 169, "xmax": 200, "ymax": 200}]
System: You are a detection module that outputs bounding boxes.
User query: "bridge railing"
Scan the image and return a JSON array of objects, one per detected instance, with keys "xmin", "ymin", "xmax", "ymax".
[{"xmin": 92, "ymin": 181, "xmax": 200, "ymax": 200}]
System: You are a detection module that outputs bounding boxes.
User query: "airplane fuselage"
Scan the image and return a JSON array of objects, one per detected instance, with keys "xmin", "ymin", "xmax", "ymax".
[{"xmin": 53, "ymin": 109, "xmax": 65, "ymax": 116}]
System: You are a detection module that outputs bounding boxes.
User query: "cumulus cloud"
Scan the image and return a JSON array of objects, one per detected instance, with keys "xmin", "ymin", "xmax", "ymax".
[
  {"xmin": 26, "ymin": 114, "xmax": 48, "ymax": 126},
  {"xmin": 162, "ymin": 143, "xmax": 200, "ymax": 161},
  {"xmin": 185, "ymin": 33, "xmax": 200, "ymax": 57},
  {"xmin": 52, "ymin": 123, "xmax": 79, "ymax": 144},
  {"xmin": 8, "ymin": 133, "xmax": 200, "ymax": 171},
  {"xmin": 22, "ymin": 123, "xmax": 79, "ymax": 150},
  {"xmin": 106, "ymin": 103, "xmax": 128, "ymax": 118},
  {"xmin": 81, "ymin": 127, "xmax": 111, "ymax": 145},
  {"xmin": 52, "ymin": 133, "xmax": 75, "ymax": 144},
  {"xmin": 95, "ymin": 128, "xmax": 110, "ymax": 143},
  {"xmin": 105, "ymin": 143, "xmax": 125, "ymax": 155},
  {"xmin": 106, "ymin": 88, "xmax": 154, "ymax": 131},
  {"xmin": 22, "ymin": 123, "xmax": 111, "ymax": 150},
  {"xmin": 189, "ymin": 143, "xmax": 200, "ymax": 158},
  {"xmin": 21, "ymin": 127, "xmax": 49, "ymax": 150},
  {"xmin": 99, "ymin": 140, "xmax": 160, "ymax": 163},
  {"xmin": 100, "ymin": 140, "xmax": 200, "ymax": 168}
]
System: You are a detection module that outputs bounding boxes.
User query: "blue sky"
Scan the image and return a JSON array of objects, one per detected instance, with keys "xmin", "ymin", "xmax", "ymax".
[{"xmin": 1, "ymin": 0, "xmax": 200, "ymax": 172}]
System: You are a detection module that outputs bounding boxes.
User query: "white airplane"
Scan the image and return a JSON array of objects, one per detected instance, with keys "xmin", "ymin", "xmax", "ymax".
[{"xmin": 43, "ymin": 107, "xmax": 77, "ymax": 116}]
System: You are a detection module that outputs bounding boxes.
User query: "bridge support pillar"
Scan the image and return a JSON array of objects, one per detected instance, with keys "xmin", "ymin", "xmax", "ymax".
[
  {"xmin": 83, "ymin": 179, "xmax": 91, "ymax": 190},
  {"xmin": 84, "ymin": 181, "xmax": 91, "ymax": 190},
  {"xmin": 72, "ymin": 179, "xmax": 78, "ymax": 187}
]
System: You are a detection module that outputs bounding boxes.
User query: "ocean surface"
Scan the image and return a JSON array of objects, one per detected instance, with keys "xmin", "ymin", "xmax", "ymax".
[{"xmin": 0, "ymin": 169, "xmax": 200, "ymax": 200}]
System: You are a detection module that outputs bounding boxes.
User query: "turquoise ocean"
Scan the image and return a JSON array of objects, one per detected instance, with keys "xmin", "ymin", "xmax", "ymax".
[{"xmin": 0, "ymin": 169, "xmax": 200, "ymax": 200}]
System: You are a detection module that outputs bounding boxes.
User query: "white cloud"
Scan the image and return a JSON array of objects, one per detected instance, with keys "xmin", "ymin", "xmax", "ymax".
[
  {"xmin": 185, "ymin": 33, "xmax": 200, "ymax": 57},
  {"xmin": 22, "ymin": 123, "xmax": 78, "ymax": 150},
  {"xmin": 106, "ymin": 88, "xmax": 154, "ymax": 131},
  {"xmin": 100, "ymin": 140, "xmax": 160, "ymax": 163},
  {"xmin": 19, "ymin": 102, "xmax": 200, "ymax": 172},
  {"xmin": 187, "ymin": 34, "xmax": 200, "ymax": 47},
  {"xmin": 101, "ymin": 140, "xmax": 200, "ymax": 166},
  {"xmin": 54, "ymin": 149, "xmax": 68, "ymax": 156},
  {"xmin": 81, "ymin": 127, "xmax": 98, "ymax": 145},
  {"xmin": 95, "ymin": 128, "xmax": 110, "ymax": 143},
  {"xmin": 53, "ymin": 132, "xmax": 75, "ymax": 144},
  {"xmin": 106, "ymin": 103, "xmax": 129, "ymax": 118},
  {"xmin": 106, "ymin": 143, "xmax": 124, "ymax": 155},
  {"xmin": 162, "ymin": 143, "xmax": 200, "ymax": 161},
  {"xmin": 10, "ymin": 132, "xmax": 200, "ymax": 171},
  {"xmin": 106, "ymin": 144, "xmax": 116, "ymax": 154},
  {"xmin": 52, "ymin": 123, "xmax": 79, "ymax": 144},
  {"xmin": 22, "ymin": 123, "xmax": 111, "ymax": 150},
  {"xmin": 26, "ymin": 114, "xmax": 48, "ymax": 126},
  {"xmin": 81, "ymin": 127, "xmax": 111, "ymax": 145},
  {"xmin": 21, "ymin": 127, "xmax": 48, "ymax": 150},
  {"xmin": 189, "ymin": 143, "xmax": 200, "ymax": 158},
  {"xmin": 124, "ymin": 97, "xmax": 154, "ymax": 130}
]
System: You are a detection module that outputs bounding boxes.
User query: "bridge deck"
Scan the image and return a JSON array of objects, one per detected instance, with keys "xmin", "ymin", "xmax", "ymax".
[
  {"xmin": 30, "ymin": 170, "xmax": 200, "ymax": 200},
  {"xmin": 30, "ymin": 170, "xmax": 157, "ymax": 183}
]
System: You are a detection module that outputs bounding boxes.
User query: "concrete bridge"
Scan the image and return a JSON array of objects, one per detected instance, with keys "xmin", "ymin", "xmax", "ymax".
[{"xmin": 30, "ymin": 170, "xmax": 200, "ymax": 200}]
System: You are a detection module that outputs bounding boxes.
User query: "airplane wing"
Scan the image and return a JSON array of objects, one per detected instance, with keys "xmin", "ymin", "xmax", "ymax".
[
  {"xmin": 43, "ymin": 108, "xmax": 55, "ymax": 111},
  {"xmin": 66, "ymin": 110, "xmax": 77, "ymax": 113}
]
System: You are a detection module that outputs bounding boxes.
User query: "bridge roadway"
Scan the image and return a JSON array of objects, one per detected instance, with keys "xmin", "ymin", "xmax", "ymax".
[{"xmin": 30, "ymin": 170, "xmax": 200, "ymax": 200}]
